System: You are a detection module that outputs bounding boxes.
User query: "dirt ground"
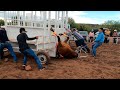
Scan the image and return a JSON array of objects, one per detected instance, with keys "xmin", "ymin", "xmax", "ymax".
[{"xmin": 0, "ymin": 42, "xmax": 120, "ymax": 79}]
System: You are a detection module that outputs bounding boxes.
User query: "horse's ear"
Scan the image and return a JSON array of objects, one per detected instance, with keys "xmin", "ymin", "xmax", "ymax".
[{"xmin": 50, "ymin": 27, "xmax": 54, "ymax": 32}]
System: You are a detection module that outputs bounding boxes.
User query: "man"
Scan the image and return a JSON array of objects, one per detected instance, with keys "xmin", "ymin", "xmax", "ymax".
[
  {"xmin": 89, "ymin": 31, "xmax": 94, "ymax": 42},
  {"xmin": 92, "ymin": 28, "xmax": 105, "ymax": 57},
  {"xmin": 71, "ymin": 28, "xmax": 90, "ymax": 53},
  {"xmin": 0, "ymin": 27, "xmax": 17, "ymax": 62},
  {"xmin": 17, "ymin": 28, "xmax": 44, "ymax": 70},
  {"xmin": 104, "ymin": 29, "xmax": 110, "ymax": 43},
  {"xmin": 112, "ymin": 29, "xmax": 118, "ymax": 43}
]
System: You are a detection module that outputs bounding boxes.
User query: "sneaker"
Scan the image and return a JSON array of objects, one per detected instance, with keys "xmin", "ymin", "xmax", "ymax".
[
  {"xmin": 25, "ymin": 65, "xmax": 32, "ymax": 71},
  {"xmin": 94, "ymin": 56, "xmax": 98, "ymax": 59},
  {"xmin": 4, "ymin": 58, "xmax": 9, "ymax": 62},
  {"xmin": 89, "ymin": 55, "xmax": 94, "ymax": 57}
]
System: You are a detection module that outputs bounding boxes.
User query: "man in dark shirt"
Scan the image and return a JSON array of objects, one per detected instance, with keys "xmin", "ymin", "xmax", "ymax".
[
  {"xmin": 0, "ymin": 27, "xmax": 17, "ymax": 62},
  {"xmin": 17, "ymin": 28, "xmax": 44, "ymax": 70}
]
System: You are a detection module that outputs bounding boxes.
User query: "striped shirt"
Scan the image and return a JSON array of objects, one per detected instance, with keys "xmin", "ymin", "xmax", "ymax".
[{"xmin": 72, "ymin": 31, "xmax": 84, "ymax": 40}]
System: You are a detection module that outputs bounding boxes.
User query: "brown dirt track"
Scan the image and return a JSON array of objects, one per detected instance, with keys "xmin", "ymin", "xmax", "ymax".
[{"xmin": 0, "ymin": 43, "xmax": 120, "ymax": 79}]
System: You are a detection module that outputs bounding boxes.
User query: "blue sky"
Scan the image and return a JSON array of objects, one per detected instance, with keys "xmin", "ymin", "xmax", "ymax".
[{"xmin": 0, "ymin": 11, "xmax": 120, "ymax": 24}]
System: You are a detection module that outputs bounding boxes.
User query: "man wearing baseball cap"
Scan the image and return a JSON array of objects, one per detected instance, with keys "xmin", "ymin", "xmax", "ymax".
[
  {"xmin": 113, "ymin": 29, "xmax": 118, "ymax": 43},
  {"xmin": 91, "ymin": 28, "xmax": 105, "ymax": 58},
  {"xmin": 17, "ymin": 28, "xmax": 44, "ymax": 70}
]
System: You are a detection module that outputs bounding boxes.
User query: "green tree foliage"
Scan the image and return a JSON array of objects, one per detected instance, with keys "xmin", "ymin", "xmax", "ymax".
[
  {"xmin": 68, "ymin": 17, "xmax": 77, "ymax": 29},
  {"xmin": 0, "ymin": 19, "xmax": 5, "ymax": 26},
  {"xmin": 68, "ymin": 17, "xmax": 100, "ymax": 32},
  {"xmin": 68, "ymin": 17, "xmax": 120, "ymax": 33},
  {"xmin": 76, "ymin": 24, "xmax": 100, "ymax": 33},
  {"xmin": 102, "ymin": 20, "xmax": 120, "ymax": 31}
]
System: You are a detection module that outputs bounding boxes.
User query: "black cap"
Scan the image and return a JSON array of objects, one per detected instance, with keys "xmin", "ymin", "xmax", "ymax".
[
  {"xmin": 99, "ymin": 28, "xmax": 103, "ymax": 31},
  {"xmin": 20, "ymin": 28, "xmax": 27, "ymax": 33}
]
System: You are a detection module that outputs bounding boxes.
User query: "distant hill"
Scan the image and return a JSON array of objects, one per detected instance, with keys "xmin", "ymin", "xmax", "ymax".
[
  {"xmin": 77, "ymin": 23, "xmax": 100, "ymax": 26},
  {"xmin": 75, "ymin": 23, "xmax": 101, "ymax": 32}
]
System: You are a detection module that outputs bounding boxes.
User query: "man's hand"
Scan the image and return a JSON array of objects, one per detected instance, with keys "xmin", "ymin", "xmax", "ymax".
[{"xmin": 6, "ymin": 41, "xmax": 10, "ymax": 43}]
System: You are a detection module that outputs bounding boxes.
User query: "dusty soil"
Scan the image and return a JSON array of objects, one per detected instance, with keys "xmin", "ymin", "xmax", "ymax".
[{"xmin": 0, "ymin": 43, "xmax": 120, "ymax": 79}]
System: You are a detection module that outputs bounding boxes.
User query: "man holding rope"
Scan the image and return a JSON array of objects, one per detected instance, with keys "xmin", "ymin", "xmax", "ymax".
[
  {"xmin": 17, "ymin": 28, "xmax": 45, "ymax": 70},
  {"xmin": 0, "ymin": 27, "xmax": 17, "ymax": 62},
  {"xmin": 91, "ymin": 28, "xmax": 105, "ymax": 58},
  {"xmin": 64, "ymin": 27, "xmax": 90, "ymax": 53}
]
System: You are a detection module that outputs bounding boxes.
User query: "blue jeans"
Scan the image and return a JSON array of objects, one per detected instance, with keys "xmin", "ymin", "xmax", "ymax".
[
  {"xmin": 92, "ymin": 42, "xmax": 102, "ymax": 56},
  {"xmin": 0, "ymin": 42, "xmax": 17, "ymax": 62},
  {"xmin": 21, "ymin": 48, "xmax": 43, "ymax": 69},
  {"xmin": 0, "ymin": 43, "xmax": 4, "ymax": 59}
]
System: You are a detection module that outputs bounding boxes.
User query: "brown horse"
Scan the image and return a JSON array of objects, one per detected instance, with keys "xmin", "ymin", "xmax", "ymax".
[{"xmin": 50, "ymin": 27, "xmax": 78, "ymax": 59}]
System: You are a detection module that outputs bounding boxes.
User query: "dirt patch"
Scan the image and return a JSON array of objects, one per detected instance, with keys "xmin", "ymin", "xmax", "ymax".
[{"xmin": 0, "ymin": 43, "xmax": 120, "ymax": 79}]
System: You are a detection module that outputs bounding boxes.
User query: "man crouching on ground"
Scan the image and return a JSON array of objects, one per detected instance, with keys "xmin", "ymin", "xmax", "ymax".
[
  {"xmin": 17, "ymin": 28, "xmax": 45, "ymax": 70},
  {"xmin": 0, "ymin": 27, "xmax": 17, "ymax": 62}
]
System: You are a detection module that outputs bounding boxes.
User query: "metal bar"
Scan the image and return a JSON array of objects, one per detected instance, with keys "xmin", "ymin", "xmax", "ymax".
[
  {"xmin": 23, "ymin": 11, "xmax": 25, "ymax": 26},
  {"xmin": 31, "ymin": 11, "xmax": 33, "ymax": 27},
  {"xmin": 4, "ymin": 11, "xmax": 7, "ymax": 26},
  {"xmin": 48, "ymin": 11, "xmax": 51, "ymax": 41},
  {"xmin": 43, "ymin": 11, "xmax": 47, "ymax": 50},
  {"xmin": 55, "ymin": 11, "xmax": 57, "ymax": 30},
  {"xmin": 62, "ymin": 11, "xmax": 64, "ymax": 28},
  {"xmin": 66, "ymin": 11, "xmax": 68, "ymax": 28},
  {"xmin": 34, "ymin": 11, "xmax": 37, "ymax": 27},
  {"xmin": 17, "ymin": 11, "xmax": 20, "ymax": 26}
]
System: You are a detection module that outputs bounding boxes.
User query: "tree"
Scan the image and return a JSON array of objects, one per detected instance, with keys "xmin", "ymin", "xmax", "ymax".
[
  {"xmin": 102, "ymin": 20, "xmax": 120, "ymax": 32},
  {"xmin": 0, "ymin": 19, "xmax": 5, "ymax": 26},
  {"xmin": 76, "ymin": 24, "xmax": 100, "ymax": 32},
  {"xmin": 68, "ymin": 17, "xmax": 77, "ymax": 29}
]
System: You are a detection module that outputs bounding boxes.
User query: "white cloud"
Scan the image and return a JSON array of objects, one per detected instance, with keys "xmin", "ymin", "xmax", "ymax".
[
  {"xmin": 74, "ymin": 16, "xmax": 105, "ymax": 24},
  {"xmin": 68, "ymin": 11, "xmax": 87, "ymax": 17},
  {"xmin": 0, "ymin": 17, "xmax": 4, "ymax": 20},
  {"xmin": 68, "ymin": 11, "xmax": 105, "ymax": 24}
]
